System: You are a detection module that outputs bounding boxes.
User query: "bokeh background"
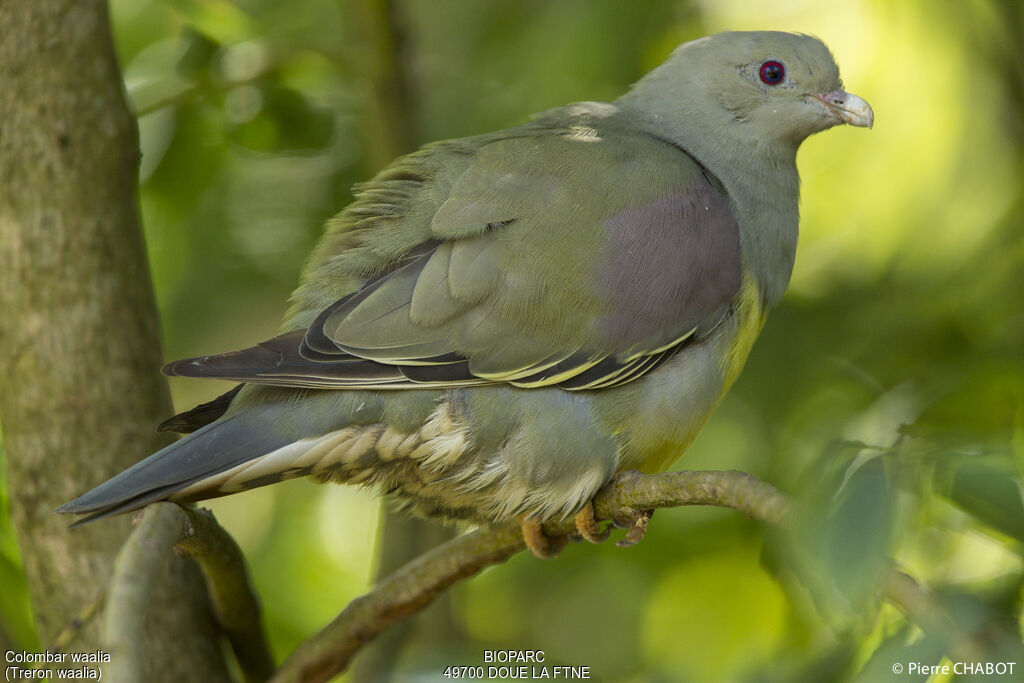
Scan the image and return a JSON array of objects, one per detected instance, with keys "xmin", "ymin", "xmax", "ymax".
[{"xmin": 2, "ymin": 0, "xmax": 1023, "ymax": 680}]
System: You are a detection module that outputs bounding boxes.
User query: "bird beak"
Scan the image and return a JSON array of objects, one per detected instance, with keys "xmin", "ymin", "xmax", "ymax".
[{"xmin": 812, "ymin": 90, "xmax": 874, "ymax": 129}]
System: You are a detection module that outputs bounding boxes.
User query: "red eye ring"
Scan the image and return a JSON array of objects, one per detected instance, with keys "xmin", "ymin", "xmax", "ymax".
[{"xmin": 759, "ymin": 60, "xmax": 785, "ymax": 85}]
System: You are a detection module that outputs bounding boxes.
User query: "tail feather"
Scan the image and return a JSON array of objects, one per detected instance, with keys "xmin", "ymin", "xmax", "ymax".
[
  {"xmin": 59, "ymin": 386, "xmax": 401, "ymax": 525},
  {"xmin": 65, "ymin": 482, "xmax": 206, "ymax": 528},
  {"xmin": 58, "ymin": 400, "xmax": 300, "ymax": 524}
]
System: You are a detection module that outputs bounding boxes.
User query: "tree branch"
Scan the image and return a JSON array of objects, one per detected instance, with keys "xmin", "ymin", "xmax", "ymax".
[
  {"xmin": 105, "ymin": 506, "xmax": 183, "ymax": 682},
  {"xmin": 106, "ymin": 503, "xmax": 274, "ymax": 683},
  {"xmin": 882, "ymin": 568, "xmax": 987, "ymax": 662},
  {"xmin": 269, "ymin": 469, "xmax": 792, "ymax": 683},
  {"xmin": 588, "ymin": 469, "xmax": 792, "ymax": 526},
  {"xmin": 268, "ymin": 468, "xmax": 982, "ymax": 683},
  {"xmin": 176, "ymin": 506, "xmax": 276, "ymax": 683}
]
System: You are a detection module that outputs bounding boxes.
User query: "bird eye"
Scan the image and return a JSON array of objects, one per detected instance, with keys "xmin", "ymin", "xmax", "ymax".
[{"xmin": 759, "ymin": 61, "xmax": 785, "ymax": 85}]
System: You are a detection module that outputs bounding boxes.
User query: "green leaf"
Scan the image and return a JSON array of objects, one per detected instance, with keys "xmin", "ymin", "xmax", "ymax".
[
  {"xmin": 773, "ymin": 441, "xmax": 896, "ymax": 622},
  {"xmin": 937, "ymin": 454, "xmax": 1024, "ymax": 544},
  {"xmin": 854, "ymin": 628, "xmax": 946, "ymax": 682},
  {"xmin": 175, "ymin": 26, "xmax": 220, "ymax": 80},
  {"xmin": 228, "ymin": 86, "xmax": 334, "ymax": 152}
]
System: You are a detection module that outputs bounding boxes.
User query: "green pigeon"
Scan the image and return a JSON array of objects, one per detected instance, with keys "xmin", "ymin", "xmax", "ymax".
[{"xmin": 60, "ymin": 31, "xmax": 872, "ymax": 557}]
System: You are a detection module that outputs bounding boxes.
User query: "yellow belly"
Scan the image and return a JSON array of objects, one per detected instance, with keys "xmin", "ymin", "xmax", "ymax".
[
  {"xmin": 720, "ymin": 274, "xmax": 766, "ymax": 390},
  {"xmin": 631, "ymin": 274, "xmax": 765, "ymax": 473}
]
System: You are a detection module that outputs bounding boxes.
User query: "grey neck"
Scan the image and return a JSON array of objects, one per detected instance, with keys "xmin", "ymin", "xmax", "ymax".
[{"xmin": 616, "ymin": 82, "xmax": 801, "ymax": 309}]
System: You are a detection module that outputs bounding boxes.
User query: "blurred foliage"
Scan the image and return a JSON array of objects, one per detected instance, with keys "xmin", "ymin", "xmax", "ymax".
[
  {"xmin": 1, "ymin": 0, "xmax": 1023, "ymax": 680},
  {"xmin": 0, "ymin": 441, "xmax": 39, "ymax": 652}
]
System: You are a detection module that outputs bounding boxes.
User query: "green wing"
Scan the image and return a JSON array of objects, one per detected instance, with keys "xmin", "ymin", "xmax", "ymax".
[{"xmin": 166, "ymin": 107, "xmax": 742, "ymax": 391}]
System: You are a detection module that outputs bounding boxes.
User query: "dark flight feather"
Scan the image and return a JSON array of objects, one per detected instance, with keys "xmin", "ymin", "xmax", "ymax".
[{"xmin": 157, "ymin": 384, "xmax": 244, "ymax": 433}]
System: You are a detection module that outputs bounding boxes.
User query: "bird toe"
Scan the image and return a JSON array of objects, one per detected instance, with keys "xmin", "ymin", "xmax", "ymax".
[
  {"xmin": 615, "ymin": 508, "xmax": 654, "ymax": 548},
  {"xmin": 574, "ymin": 500, "xmax": 610, "ymax": 544},
  {"xmin": 519, "ymin": 515, "xmax": 569, "ymax": 559}
]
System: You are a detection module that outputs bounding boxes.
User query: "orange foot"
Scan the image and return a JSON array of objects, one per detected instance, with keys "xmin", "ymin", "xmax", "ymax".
[
  {"xmin": 519, "ymin": 515, "xmax": 569, "ymax": 559},
  {"xmin": 519, "ymin": 471, "xmax": 656, "ymax": 558},
  {"xmin": 574, "ymin": 500, "xmax": 610, "ymax": 543},
  {"xmin": 576, "ymin": 496, "xmax": 652, "ymax": 548}
]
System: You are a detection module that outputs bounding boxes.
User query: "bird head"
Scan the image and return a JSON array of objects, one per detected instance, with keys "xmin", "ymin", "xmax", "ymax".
[
  {"xmin": 702, "ymin": 32, "xmax": 872, "ymax": 138},
  {"xmin": 624, "ymin": 31, "xmax": 873, "ymax": 151}
]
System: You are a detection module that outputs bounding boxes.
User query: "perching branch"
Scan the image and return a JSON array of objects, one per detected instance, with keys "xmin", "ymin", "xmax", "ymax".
[
  {"xmin": 267, "ymin": 468, "xmax": 983, "ymax": 683},
  {"xmin": 106, "ymin": 503, "xmax": 274, "ymax": 683},
  {"xmin": 589, "ymin": 469, "xmax": 792, "ymax": 526},
  {"xmin": 105, "ymin": 506, "xmax": 183, "ymax": 682},
  {"xmin": 98, "ymin": 470, "xmax": 974, "ymax": 683},
  {"xmin": 268, "ymin": 469, "xmax": 793, "ymax": 683}
]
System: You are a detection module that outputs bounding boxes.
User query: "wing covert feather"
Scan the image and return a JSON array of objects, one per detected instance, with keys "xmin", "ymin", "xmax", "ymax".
[{"xmin": 166, "ymin": 107, "xmax": 742, "ymax": 391}]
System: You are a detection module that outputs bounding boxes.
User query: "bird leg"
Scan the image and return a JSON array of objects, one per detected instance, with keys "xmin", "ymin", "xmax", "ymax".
[
  {"xmin": 519, "ymin": 515, "xmax": 569, "ymax": 559},
  {"xmin": 574, "ymin": 500, "xmax": 610, "ymax": 543}
]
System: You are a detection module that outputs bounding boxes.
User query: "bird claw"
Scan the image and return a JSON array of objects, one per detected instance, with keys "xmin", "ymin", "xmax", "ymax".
[
  {"xmin": 615, "ymin": 508, "xmax": 653, "ymax": 548},
  {"xmin": 573, "ymin": 500, "xmax": 610, "ymax": 543},
  {"xmin": 520, "ymin": 469, "xmax": 652, "ymax": 556},
  {"xmin": 519, "ymin": 515, "xmax": 569, "ymax": 559},
  {"xmin": 597, "ymin": 469, "xmax": 653, "ymax": 546}
]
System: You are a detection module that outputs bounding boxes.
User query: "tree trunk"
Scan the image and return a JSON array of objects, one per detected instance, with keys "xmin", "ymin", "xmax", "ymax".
[{"xmin": 0, "ymin": 1, "xmax": 230, "ymax": 679}]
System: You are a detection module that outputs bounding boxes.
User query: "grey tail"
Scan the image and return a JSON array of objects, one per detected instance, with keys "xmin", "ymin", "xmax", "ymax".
[{"xmin": 57, "ymin": 404, "xmax": 296, "ymax": 527}]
